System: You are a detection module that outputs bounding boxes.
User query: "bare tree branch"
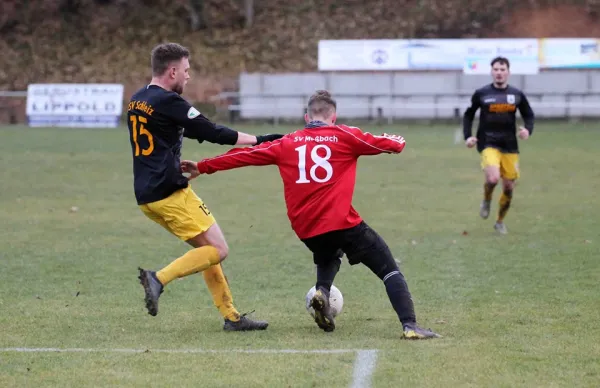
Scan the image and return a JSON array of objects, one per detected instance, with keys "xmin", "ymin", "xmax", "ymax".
[
  {"xmin": 186, "ymin": 0, "xmax": 207, "ymax": 30},
  {"xmin": 244, "ymin": 0, "xmax": 254, "ymax": 28}
]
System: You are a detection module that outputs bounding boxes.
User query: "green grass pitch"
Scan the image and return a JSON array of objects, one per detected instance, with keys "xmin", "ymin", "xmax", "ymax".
[{"xmin": 0, "ymin": 123, "xmax": 598, "ymax": 387}]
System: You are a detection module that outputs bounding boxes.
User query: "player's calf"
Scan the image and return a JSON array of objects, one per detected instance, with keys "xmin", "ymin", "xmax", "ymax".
[
  {"xmin": 315, "ymin": 250, "xmax": 343, "ymax": 292},
  {"xmin": 497, "ymin": 187, "xmax": 513, "ymax": 227},
  {"xmin": 495, "ymin": 179, "xmax": 515, "ymax": 234}
]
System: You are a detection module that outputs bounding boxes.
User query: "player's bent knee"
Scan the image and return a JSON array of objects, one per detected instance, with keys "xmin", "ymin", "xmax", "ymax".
[
  {"xmin": 502, "ymin": 180, "xmax": 516, "ymax": 192},
  {"xmin": 345, "ymin": 228, "xmax": 400, "ymax": 279},
  {"xmin": 216, "ymin": 245, "xmax": 229, "ymax": 262},
  {"xmin": 483, "ymin": 166, "xmax": 500, "ymax": 185},
  {"xmin": 361, "ymin": 250, "xmax": 401, "ymax": 281},
  {"xmin": 205, "ymin": 239, "xmax": 228, "ymax": 262},
  {"xmin": 486, "ymin": 175, "xmax": 500, "ymax": 185},
  {"xmin": 316, "ymin": 256, "xmax": 342, "ymax": 275},
  {"xmin": 313, "ymin": 249, "xmax": 343, "ymax": 266},
  {"xmin": 344, "ymin": 224, "xmax": 391, "ymax": 266},
  {"xmin": 187, "ymin": 222, "xmax": 230, "ymax": 262},
  {"xmin": 185, "ymin": 239, "xmax": 228, "ymax": 262}
]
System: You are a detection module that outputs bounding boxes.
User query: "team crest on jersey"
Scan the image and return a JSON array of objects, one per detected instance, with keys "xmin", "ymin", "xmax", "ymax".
[
  {"xmin": 507, "ymin": 94, "xmax": 515, "ymax": 104},
  {"xmin": 187, "ymin": 107, "xmax": 201, "ymax": 119}
]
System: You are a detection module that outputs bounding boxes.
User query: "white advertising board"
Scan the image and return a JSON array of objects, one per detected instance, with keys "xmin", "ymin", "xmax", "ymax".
[{"xmin": 26, "ymin": 84, "xmax": 124, "ymax": 127}]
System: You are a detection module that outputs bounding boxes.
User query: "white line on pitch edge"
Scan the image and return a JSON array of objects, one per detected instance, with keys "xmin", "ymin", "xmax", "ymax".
[
  {"xmin": 350, "ymin": 350, "xmax": 379, "ymax": 388},
  {"xmin": 0, "ymin": 347, "xmax": 375, "ymax": 355}
]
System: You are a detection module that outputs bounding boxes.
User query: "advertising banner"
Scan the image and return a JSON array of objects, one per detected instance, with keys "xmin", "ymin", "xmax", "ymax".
[
  {"xmin": 26, "ymin": 84, "xmax": 124, "ymax": 127},
  {"xmin": 318, "ymin": 40, "xmax": 410, "ymax": 70},
  {"xmin": 319, "ymin": 38, "xmax": 550, "ymax": 73},
  {"xmin": 539, "ymin": 38, "xmax": 600, "ymax": 69}
]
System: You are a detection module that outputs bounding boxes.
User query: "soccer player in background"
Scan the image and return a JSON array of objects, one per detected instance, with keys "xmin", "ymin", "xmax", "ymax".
[
  {"xmin": 463, "ymin": 56, "xmax": 535, "ymax": 234},
  {"xmin": 128, "ymin": 42, "xmax": 282, "ymax": 330},
  {"xmin": 181, "ymin": 90, "xmax": 441, "ymax": 339}
]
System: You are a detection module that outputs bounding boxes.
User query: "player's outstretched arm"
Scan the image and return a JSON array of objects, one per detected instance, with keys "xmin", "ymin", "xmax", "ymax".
[
  {"xmin": 187, "ymin": 140, "xmax": 282, "ymax": 176},
  {"xmin": 338, "ymin": 126, "xmax": 406, "ymax": 156},
  {"xmin": 188, "ymin": 121, "xmax": 283, "ymax": 146},
  {"xmin": 236, "ymin": 131, "xmax": 283, "ymax": 146},
  {"xmin": 164, "ymin": 95, "xmax": 283, "ymax": 146},
  {"xmin": 463, "ymin": 91, "xmax": 481, "ymax": 145}
]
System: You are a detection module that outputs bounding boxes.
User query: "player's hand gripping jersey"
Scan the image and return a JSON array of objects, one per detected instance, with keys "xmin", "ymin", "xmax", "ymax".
[{"xmin": 197, "ymin": 122, "xmax": 406, "ymax": 239}]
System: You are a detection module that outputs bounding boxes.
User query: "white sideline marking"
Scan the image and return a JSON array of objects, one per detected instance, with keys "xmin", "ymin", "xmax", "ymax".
[
  {"xmin": 1, "ymin": 347, "xmax": 380, "ymax": 388},
  {"xmin": 0, "ymin": 347, "xmax": 369, "ymax": 354},
  {"xmin": 351, "ymin": 350, "xmax": 379, "ymax": 388}
]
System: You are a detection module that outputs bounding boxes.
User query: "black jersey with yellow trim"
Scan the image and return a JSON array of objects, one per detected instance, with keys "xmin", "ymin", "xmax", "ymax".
[
  {"xmin": 127, "ymin": 84, "xmax": 238, "ymax": 205},
  {"xmin": 463, "ymin": 83, "xmax": 535, "ymax": 153}
]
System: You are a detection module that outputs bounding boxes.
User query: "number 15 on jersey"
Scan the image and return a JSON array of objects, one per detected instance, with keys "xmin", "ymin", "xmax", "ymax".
[
  {"xmin": 129, "ymin": 115, "xmax": 154, "ymax": 157},
  {"xmin": 295, "ymin": 144, "xmax": 333, "ymax": 184}
]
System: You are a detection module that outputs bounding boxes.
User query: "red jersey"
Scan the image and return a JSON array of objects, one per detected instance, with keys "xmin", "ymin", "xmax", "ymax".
[{"xmin": 197, "ymin": 123, "xmax": 406, "ymax": 239}]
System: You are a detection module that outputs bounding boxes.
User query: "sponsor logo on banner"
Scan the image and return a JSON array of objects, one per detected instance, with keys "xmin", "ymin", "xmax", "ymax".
[
  {"xmin": 26, "ymin": 84, "xmax": 124, "ymax": 128},
  {"xmin": 318, "ymin": 40, "xmax": 409, "ymax": 70},
  {"xmin": 371, "ymin": 49, "xmax": 389, "ymax": 65},
  {"xmin": 539, "ymin": 38, "xmax": 600, "ymax": 68},
  {"xmin": 462, "ymin": 39, "xmax": 539, "ymax": 74}
]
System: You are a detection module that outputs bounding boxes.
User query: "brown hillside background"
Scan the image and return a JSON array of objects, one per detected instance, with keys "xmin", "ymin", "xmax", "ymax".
[{"xmin": 1, "ymin": 0, "xmax": 599, "ymax": 121}]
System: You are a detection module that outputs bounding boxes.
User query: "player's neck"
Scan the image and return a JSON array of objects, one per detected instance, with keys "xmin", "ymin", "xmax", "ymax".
[
  {"xmin": 493, "ymin": 82, "xmax": 508, "ymax": 89},
  {"xmin": 307, "ymin": 117, "xmax": 334, "ymax": 126},
  {"xmin": 149, "ymin": 77, "xmax": 173, "ymax": 92}
]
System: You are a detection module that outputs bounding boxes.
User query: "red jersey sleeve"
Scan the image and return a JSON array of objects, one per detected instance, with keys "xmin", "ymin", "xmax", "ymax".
[
  {"xmin": 337, "ymin": 125, "xmax": 406, "ymax": 156},
  {"xmin": 197, "ymin": 139, "xmax": 281, "ymax": 174}
]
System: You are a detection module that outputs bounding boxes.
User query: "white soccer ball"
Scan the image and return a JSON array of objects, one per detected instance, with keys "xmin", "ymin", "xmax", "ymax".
[{"xmin": 305, "ymin": 285, "xmax": 344, "ymax": 318}]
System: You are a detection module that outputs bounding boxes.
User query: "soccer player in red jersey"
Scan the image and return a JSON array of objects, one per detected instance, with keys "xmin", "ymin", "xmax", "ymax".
[{"xmin": 182, "ymin": 90, "xmax": 441, "ymax": 339}]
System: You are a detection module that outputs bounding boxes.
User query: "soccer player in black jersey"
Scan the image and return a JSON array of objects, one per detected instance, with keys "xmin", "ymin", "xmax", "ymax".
[
  {"xmin": 463, "ymin": 56, "xmax": 535, "ymax": 234},
  {"xmin": 129, "ymin": 42, "xmax": 282, "ymax": 330}
]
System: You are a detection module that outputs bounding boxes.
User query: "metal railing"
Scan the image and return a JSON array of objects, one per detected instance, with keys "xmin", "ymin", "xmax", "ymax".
[{"xmin": 212, "ymin": 92, "xmax": 600, "ymax": 124}]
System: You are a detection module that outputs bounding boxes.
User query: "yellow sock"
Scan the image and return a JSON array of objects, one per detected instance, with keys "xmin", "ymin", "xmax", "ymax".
[
  {"xmin": 156, "ymin": 246, "xmax": 221, "ymax": 286},
  {"xmin": 203, "ymin": 264, "xmax": 240, "ymax": 322},
  {"xmin": 497, "ymin": 191, "xmax": 513, "ymax": 222}
]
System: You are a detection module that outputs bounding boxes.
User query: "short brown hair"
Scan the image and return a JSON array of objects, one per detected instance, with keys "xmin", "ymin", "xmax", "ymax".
[
  {"xmin": 307, "ymin": 90, "xmax": 336, "ymax": 118},
  {"xmin": 151, "ymin": 43, "xmax": 190, "ymax": 76},
  {"xmin": 491, "ymin": 56, "xmax": 510, "ymax": 68}
]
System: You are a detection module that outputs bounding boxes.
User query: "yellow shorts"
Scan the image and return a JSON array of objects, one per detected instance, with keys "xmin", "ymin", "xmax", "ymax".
[
  {"xmin": 481, "ymin": 148, "xmax": 520, "ymax": 180},
  {"xmin": 139, "ymin": 186, "xmax": 216, "ymax": 241}
]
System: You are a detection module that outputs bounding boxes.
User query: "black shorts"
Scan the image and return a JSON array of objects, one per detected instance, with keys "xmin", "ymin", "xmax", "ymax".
[{"xmin": 301, "ymin": 221, "xmax": 390, "ymax": 266}]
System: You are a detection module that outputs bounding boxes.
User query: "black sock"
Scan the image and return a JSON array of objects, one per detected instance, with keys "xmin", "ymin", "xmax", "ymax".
[
  {"xmin": 362, "ymin": 252, "xmax": 417, "ymax": 326},
  {"xmin": 382, "ymin": 271, "xmax": 416, "ymax": 326},
  {"xmin": 316, "ymin": 251, "xmax": 342, "ymax": 296},
  {"xmin": 484, "ymin": 181, "xmax": 496, "ymax": 201}
]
